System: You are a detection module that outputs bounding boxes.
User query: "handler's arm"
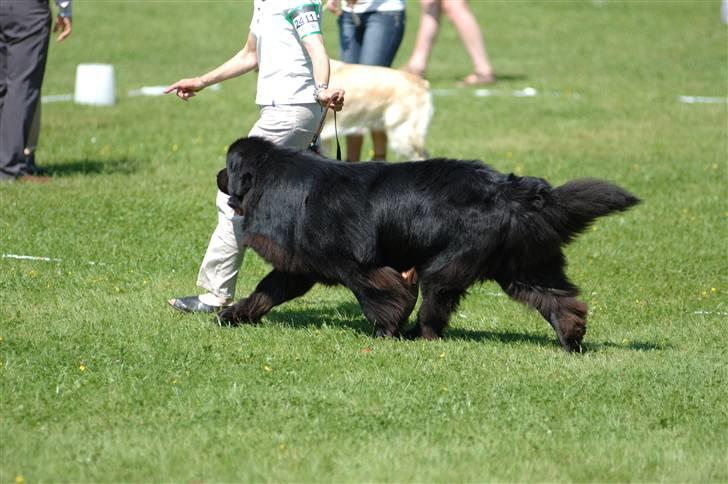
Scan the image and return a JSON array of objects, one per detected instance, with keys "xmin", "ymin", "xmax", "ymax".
[
  {"xmin": 165, "ymin": 32, "xmax": 258, "ymax": 101},
  {"xmin": 302, "ymin": 34, "xmax": 344, "ymax": 111}
]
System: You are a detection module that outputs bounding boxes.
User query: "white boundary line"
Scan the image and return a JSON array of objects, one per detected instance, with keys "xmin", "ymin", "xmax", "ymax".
[
  {"xmin": 2, "ymin": 253, "xmax": 103, "ymax": 265},
  {"xmin": 678, "ymin": 95, "xmax": 727, "ymax": 104},
  {"xmin": 2, "ymin": 254, "xmax": 61, "ymax": 262}
]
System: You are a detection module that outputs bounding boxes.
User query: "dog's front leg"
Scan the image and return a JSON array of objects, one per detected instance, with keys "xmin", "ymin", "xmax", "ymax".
[
  {"xmin": 217, "ymin": 270, "xmax": 316, "ymax": 326},
  {"xmin": 405, "ymin": 282, "xmax": 466, "ymax": 340}
]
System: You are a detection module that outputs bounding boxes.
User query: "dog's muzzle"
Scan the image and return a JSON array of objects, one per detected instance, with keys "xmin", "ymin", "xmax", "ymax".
[{"xmin": 227, "ymin": 195, "xmax": 244, "ymax": 216}]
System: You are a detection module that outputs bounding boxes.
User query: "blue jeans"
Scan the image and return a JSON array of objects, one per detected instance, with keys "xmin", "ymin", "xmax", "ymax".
[{"xmin": 338, "ymin": 10, "xmax": 405, "ymax": 67}]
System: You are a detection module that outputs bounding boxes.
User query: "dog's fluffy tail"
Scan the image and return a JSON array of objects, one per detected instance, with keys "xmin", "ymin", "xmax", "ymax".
[{"xmin": 546, "ymin": 178, "xmax": 640, "ymax": 244}]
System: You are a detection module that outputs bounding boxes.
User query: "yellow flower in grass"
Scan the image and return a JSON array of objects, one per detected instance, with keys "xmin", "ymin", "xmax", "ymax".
[
  {"xmin": 16, "ymin": 475, "xmax": 25, "ymax": 484},
  {"xmin": 79, "ymin": 362, "xmax": 87, "ymax": 372}
]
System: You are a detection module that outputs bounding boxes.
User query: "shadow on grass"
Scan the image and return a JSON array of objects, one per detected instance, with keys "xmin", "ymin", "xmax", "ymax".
[
  {"xmin": 263, "ymin": 302, "xmax": 375, "ymax": 336},
  {"xmin": 448, "ymin": 327, "xmax": 666, "ymax": 352},
  {"xmin": 43, "ymin": 158, "xmax": 141, "ymax": 177},
  {"xmin": 239, "ymin": 303, "xmax": 665, "ymax": 353}
]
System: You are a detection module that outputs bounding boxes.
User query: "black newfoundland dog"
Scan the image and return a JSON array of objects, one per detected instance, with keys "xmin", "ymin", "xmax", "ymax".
[{"xmin": 216, "ymin": 136, "xmax": 639, "ymax": 351}]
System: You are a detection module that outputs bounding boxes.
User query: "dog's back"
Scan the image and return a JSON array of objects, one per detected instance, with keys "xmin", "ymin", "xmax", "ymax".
[{"xmin": 321, "ymin": 60, "xmax": 433, "ymax": 159}]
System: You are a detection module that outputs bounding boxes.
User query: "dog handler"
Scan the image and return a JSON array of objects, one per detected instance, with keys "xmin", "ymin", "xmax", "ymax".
[{"xmin": 165, "ymin": 0, "xmax": 345, "ymax": 313}]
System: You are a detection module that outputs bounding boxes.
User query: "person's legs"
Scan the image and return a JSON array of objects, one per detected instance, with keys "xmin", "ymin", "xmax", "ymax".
[
  {"xmin": 441, "ymin": 0, "xmax": 494, "ymax": 84},
  {"xmin": 0, "ymin": 0, "xmax": 51, "ymax": 181},
  {"xmin": 25, "ymin": 102, "xmax": 42, "ymax": 170},
  {"xmin": 357, "ymin": 11, "xmax": 405, "ymax": 68},
  {"xmin": 338, "ymin": 12, "xmax": 362, "ymax": 64},
  {"xmin": 357, "ymin": 10, "xmax": 406, "ymax": 160},
  {"xmin": 338, "ymin": 11, "xmax": 366, "ymax": 161},
  {"xmin": 171, "ymin": 104, "xmax": 322, "ymax": 312},
  {"xmin": 404, "ymin": 0, "xmax": 442, "ymax": 78}
]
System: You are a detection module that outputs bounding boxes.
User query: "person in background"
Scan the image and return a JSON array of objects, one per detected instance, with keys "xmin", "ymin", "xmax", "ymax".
[
  {"xmin": 404, "ymin": 0, "xmax": 495, "ymax": 86},
  {"xmin": 166, "ymin": 0, "xmax": 344, "ymax": 314},
  {"xmin": 0, "ymin": 0, "xmax": 73, "ymax": 183},
  {"xmin": 326, "ymin": 0, "xmax": 405, "ymax": 161}
]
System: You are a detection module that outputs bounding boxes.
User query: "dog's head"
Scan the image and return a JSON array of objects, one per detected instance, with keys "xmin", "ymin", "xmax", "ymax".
[{"xmin": 218, "ymin": 137, "xmax": 274, "ymax": 216}]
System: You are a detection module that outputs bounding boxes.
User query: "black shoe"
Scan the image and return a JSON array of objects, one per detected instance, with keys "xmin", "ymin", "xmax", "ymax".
[{"xmin": 167, "ymin": 295, "xmax": 222, "ymax": 314}]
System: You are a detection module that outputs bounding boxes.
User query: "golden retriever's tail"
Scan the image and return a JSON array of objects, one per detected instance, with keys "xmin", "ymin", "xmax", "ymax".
[
  {"xmin": 388, "ymin": 78, "xmax": 433, "ymax": 160},
  {"xmin": 412, "ymin": 83, "xmax": 434, "ymax": 159}
]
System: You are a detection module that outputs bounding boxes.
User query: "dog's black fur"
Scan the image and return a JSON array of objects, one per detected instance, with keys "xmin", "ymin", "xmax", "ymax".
[{"xmin": 217, "ymin": 136, "xmax": 640, "ymax": 351}]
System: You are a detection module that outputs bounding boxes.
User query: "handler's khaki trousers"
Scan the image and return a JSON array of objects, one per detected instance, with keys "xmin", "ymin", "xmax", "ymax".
[{"xmin": 196, "ymin": 103, "xmax": 323, "ymax": 301}]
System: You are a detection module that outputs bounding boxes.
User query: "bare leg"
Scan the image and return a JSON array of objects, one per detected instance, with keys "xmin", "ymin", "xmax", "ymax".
[
  {"xmin": 442, "ymin": 0, "xmax": 494, "ymax": 83},
  {"xmin": 218, "ymin": 270, "xmax": 316, "ymax": 325},
  {"xmin": 405, "ymin": 0, "xmax": 442, "ymax": 77}
]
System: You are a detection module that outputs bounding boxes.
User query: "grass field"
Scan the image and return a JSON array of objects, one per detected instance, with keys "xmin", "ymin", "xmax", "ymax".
[{"xmin": 1, "ymin": 1, "xmax": 727, "ymax": 482}]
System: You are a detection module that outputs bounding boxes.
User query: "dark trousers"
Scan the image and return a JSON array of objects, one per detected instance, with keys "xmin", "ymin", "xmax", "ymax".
[{"xmin": 0, "ymin": 0, "xmax": 51, "ymax": 180}]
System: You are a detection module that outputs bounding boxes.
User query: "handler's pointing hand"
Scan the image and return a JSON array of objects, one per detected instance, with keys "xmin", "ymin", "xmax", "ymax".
[{"xmin": 164, "ymin": 77, "xmax": 206, "ymax": 101}]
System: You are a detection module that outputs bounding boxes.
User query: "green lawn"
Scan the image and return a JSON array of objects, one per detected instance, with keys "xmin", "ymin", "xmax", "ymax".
[{"xmin": 1, "ymin": 1, "xmax": 726, "ymax": 482}]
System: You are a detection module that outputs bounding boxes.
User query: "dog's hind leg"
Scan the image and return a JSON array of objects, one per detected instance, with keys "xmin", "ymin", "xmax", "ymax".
[
  {"xmin": 217, "ymin": 270, "xmax": 316, "ymax": 326},
  {"xmin": 499, "ymin": 280, "xmax": 588, "ymax": 352},
  {"xmin": 349, "ymin": 266, "xmax": 419, "ymax": 337}
]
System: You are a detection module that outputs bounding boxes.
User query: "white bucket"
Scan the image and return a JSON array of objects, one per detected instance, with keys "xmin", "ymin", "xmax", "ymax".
[{"xmin": 74, "ymin": 64, "xmax": 116, "ymax": 106}]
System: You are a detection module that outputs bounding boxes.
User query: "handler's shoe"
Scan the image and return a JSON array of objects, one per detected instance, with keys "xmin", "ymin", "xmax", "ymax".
[{"xmin": 167, "ymin": 294, "xmax": 230, "ymax": 314}]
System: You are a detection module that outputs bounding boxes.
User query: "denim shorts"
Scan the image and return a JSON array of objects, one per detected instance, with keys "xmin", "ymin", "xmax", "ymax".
[{"xmin": 338, "ymin": 9, "xmax": 405, "ymax": 67}]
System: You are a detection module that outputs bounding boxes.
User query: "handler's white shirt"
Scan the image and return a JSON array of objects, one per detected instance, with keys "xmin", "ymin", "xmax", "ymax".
[{"xmin": 251, "ymin": 0, "xmax": 323, "ymax": 106}]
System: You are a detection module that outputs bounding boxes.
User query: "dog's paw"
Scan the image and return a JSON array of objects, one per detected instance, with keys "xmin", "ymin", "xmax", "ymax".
[
  {"xmin": 216, "ymin": 305, "xmax": 238, "ymax": 326},
  {"xmin": 412, "ymin": 324, "xmax": 443, "ymax": 340},
  {"xmin": 561, "ymin": 338, "xmax": 584, "ymax": 353},
  {"xmin": 403, "ymin": 325, "xmax": 421, "ymax": 340},
  {"xmin": 374, "ymin": 327, "xmax": 401, "ymax": 338},
  {"xmin": 403, "ymin": 324, "xmax": 442, "ymax": 340},
  {"xmin": 216, "ymin": 298, "xmax": 262, "ymax": 327}
]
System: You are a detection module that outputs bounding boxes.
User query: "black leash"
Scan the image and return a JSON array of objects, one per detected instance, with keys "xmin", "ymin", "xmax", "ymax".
[{"xmin": 309, "ymin": 105, "xmax": 341, "ymax": 160}]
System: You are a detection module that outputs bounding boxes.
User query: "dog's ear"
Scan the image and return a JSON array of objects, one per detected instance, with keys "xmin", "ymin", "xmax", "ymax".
[{"xmin": 217, "ymin": 168, "xmax": 229, "ymax": 195}]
